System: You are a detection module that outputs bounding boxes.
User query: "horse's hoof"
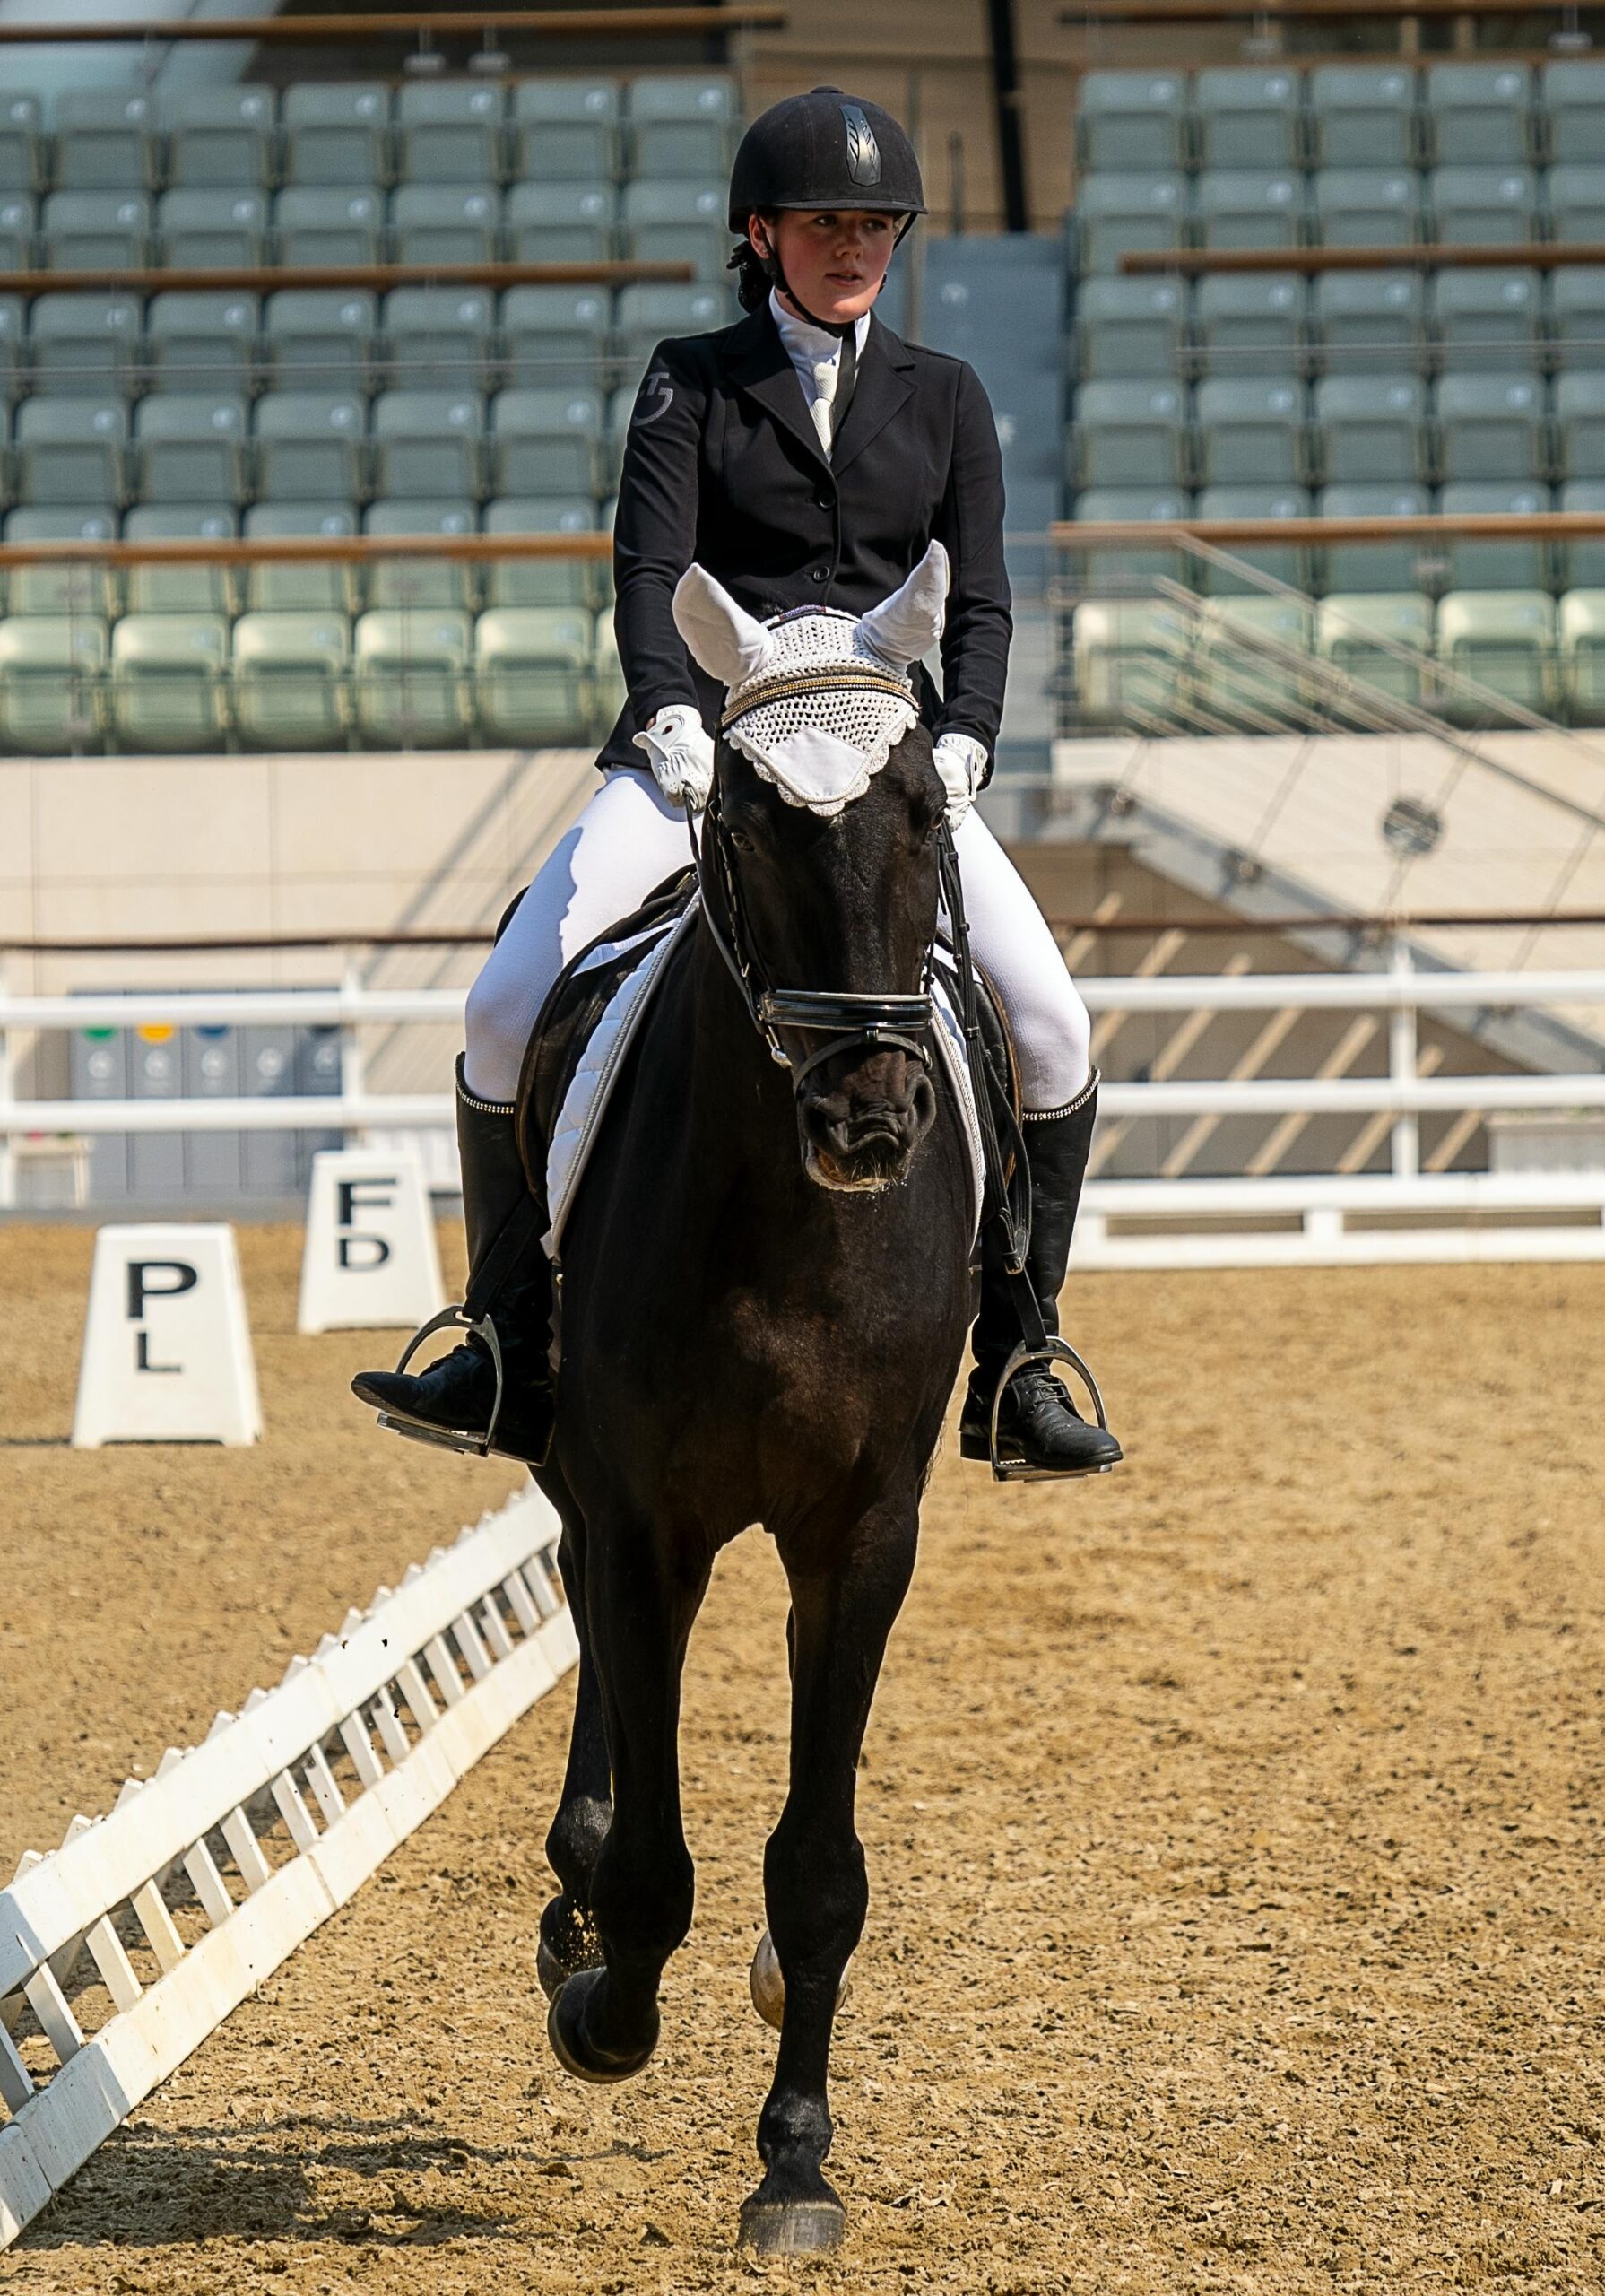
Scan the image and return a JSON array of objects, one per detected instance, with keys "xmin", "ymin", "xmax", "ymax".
[
  {"xmin": 738, "ymin": 2190, "xmax": 846, "ymax": 2256},
  {"xmin": 748, "ymin": 1931, "xmax": 853, "ymax": 2032},
  {"xmin": 538, "ymin": 1894, "xmax": 603, "ymax": 2001},
  {"xmin": 536, "ymin": 1938, "xmax": 568, "ymax": 2002},
  {"xmin": 546, "ymin": 1967, "xmax": 659, "ymax": 2085}
]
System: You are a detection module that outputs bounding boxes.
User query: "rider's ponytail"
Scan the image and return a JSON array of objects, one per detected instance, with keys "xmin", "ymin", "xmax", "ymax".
[{"xmin": 727, "ymin": 231, "xmax": 774, "ymax": 313}]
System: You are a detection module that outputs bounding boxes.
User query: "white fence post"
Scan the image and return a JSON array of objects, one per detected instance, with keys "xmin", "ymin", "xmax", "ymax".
[
  {"xmin": 1388, "ymin": 935, "xmax": 1420, "ymax": 1180},
  {"xmin": 340, "ymin": 946, "xmax": 366, "ymax": 1153},
  {"xmin": 0, "ymin": 951, "xmax": 13, "ymax": 1213}
]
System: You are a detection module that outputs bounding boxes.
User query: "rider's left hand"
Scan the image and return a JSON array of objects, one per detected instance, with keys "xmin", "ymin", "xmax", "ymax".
[
  {"xmin": 933, "ymin": 732, "xmax": 988, "ymax": 829},
  {"xmin": 635, "ymin": 703, "xmax": 716, "ymax": 813}
]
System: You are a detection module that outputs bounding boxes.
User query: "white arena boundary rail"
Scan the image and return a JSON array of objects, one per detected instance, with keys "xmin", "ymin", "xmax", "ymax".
[
  {"xmin": 4, "ymin": 964, "xmax": 1605, "ymax": 1265},
  {"xmin": 0, "ymin": 1484, "xmax": 577, "ymax": 2252}
]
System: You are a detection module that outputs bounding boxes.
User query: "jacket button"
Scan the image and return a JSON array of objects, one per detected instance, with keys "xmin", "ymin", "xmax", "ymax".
[
  {"xmin": 810, "ymin": 568, "xmax": 828, "ymax": 583},
  {"xmin": 814, "ymin": 492, "xmax": 832, "ymax": 510}
]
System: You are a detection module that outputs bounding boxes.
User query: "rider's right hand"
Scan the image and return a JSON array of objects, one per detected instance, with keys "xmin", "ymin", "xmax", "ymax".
[{"xmin": 634, "ymin": 703, "xmax": 716, "ymax": 813}]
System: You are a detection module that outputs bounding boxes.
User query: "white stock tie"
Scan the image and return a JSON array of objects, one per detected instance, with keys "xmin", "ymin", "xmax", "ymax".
[{"xmin": 810, "ymin": 353, "xmax": 838, "ymax": 456}]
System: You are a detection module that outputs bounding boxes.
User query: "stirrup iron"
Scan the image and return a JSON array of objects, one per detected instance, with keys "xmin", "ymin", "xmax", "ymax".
[
  {"xmin": 372, "ymin": 1302, "xmax": 507, "ymax": 1460},
  {"xmin": 986, "ymin": 1335, "xmax": 1113, "ymax": 1485}
]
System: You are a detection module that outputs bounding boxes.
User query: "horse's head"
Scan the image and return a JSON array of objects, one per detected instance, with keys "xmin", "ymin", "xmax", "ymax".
[{"xmin": 673, "ymin": 544, "xmax": 950, "ymax": 1193}]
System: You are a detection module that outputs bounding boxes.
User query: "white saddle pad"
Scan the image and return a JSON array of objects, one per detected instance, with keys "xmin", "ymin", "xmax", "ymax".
[{"xmin": 544, "ymin": 902, "xmax": 986, "ymax": 1256}]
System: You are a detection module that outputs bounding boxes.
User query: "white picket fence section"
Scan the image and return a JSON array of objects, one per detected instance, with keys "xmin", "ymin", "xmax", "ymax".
[{"xmin": 0, "ymin": 1483, "xmax": 577, "ymax": 2251}]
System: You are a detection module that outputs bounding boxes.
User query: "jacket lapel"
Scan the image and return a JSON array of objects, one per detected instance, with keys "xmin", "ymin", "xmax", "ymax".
[
  {"xmin": 722, "ymin": 304, "xmax": 830, "ymax": 472},
  {"xmin": 828, "ymin": 315, "xmax": 916, "ymax": 475}
]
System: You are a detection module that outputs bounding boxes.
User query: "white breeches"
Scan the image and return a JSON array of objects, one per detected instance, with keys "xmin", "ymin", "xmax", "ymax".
[{"xmin": 464, "ymin": 766, "xmax": 1092, "ymax": 1113}]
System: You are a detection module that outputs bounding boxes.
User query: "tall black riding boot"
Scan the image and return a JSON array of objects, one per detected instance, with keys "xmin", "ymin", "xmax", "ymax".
[
  {"xmin": 351, "ymin": 1057, "xmax": 554, "ymax": 1465},
  {"xmin": 959, "ymin": 1069, "xmax": 1124, "ymax": 1478}
]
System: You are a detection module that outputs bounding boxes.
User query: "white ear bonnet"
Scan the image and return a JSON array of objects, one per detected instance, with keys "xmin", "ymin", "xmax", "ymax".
[{"xmin": 672, "ymin": 542, "xmax": 950, "ymax": 818}]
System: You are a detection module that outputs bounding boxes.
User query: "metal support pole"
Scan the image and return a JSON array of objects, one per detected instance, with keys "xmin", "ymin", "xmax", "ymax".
[
  {"xmin": 983, "ymin": 0, "xmax": 1029, "ymax": 233},
  {"xmin": 1388, "ymin": 935, "xmax": 1419, "ymax": 1179},
  {"xmin": 340, "ymin": 948, "xmax": 366, "ymax": 1152}
]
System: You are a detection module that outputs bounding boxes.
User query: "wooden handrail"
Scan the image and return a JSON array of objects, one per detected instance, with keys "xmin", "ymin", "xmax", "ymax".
[
  {"xmin": 1124, "ymin": 243, "xmax": 1605, "ymax": 276},
  {"xmin": 0, "ymin": 7, "xmax": 783, "ymax": 44},
  {"xmin": 0, "ymin": 534, "xmax": 614, "ymax": 566},
  {"xmin": 1054, "ymin": 515, "xmax": 1605, "ymax": 546},
  {"xmin": 0, "ymin": 259, "xmax": 694, "ymax": 297}
]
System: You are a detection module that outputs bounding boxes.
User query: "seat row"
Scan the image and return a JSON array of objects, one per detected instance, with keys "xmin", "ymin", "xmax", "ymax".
[
  {"xmin": 1073, "ymin": 166, "xmax": 1605, "ymax": 272},
  {"xmin": 0, "ymin": 283, "xmax": 733, "ymax": 396},
  {"xmin": 1071, "ymin": 587, "xmax": 1605, "ymax": 727},
  {"xmin": 1076, "ymin": 63, "xmax": 1605, "ymax": 173},
  {"xmin": 1072, "ymin": 371, "xmax": 1605, "ymax": 490},
  {"xmin": 0, "ymin": 78, "xmax": 737, "ymax": 195},
  {"xmin": 1067, "ymin": 482, "xmax": 1605, "ymax": 596},
  {"xmin": 0, "ymin": 604, "xmax": 623, "ymax": 754},
  {"xmin": 0, "ymin": 386, "xmax": 637, "ymax": 509},
  {"xmin": 1075, "ymin": 268, "xmax": 1605, "ymax": 381},
  {"xmin": 0, "ymin": 180, "xmax": 731, "ymax": 278}
]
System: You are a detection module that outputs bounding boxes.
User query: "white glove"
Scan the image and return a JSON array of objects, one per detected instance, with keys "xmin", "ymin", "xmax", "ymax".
[
  {"xmin": 933, "ymin": 731, "xmax": 988, "ymax": 829},
  {"xmin": 633, "ymin": 702, "xmax": 716, "ymax": 813}
]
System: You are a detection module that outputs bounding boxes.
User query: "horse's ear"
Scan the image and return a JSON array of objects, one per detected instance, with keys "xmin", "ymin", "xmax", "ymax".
[
  {"xmin": 858, "ymin": 541, "xmax": 950, "ymax": 668},
  {"xmin": 672, "ymin": 565, "xmax": 777, "ymax": 691}
]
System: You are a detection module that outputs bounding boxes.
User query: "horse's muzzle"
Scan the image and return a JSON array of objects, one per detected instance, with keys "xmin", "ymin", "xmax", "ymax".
[{"xmin": 796, "ymin": 1050, "xmax": 937, "ymax": 1193}]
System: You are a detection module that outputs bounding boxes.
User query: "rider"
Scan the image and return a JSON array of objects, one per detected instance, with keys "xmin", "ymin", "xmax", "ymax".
[{"xmin": 354, "ymin": 87, "xmax": 1123, "ymax": 1480}]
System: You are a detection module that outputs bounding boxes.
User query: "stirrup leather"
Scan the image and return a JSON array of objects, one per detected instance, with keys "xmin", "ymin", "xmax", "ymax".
[{"xmin": 985, "ymin": 1335, "xmax": 1114, "ymax": 1485}]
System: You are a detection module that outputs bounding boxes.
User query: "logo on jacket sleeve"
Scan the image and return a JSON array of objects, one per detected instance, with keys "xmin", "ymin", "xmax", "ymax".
[
  {"xmin": 633, "ymin": 366, "xmax": 675, "ymax": 426},
  {"xmin": 841, "ymin": 104, "xmax": 881, "ymax": 187}
]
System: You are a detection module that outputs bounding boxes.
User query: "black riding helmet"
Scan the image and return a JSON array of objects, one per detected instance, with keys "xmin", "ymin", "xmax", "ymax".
[{"xmin": 729, "ymin": 87, "xmax": 925, "ymax": 330}]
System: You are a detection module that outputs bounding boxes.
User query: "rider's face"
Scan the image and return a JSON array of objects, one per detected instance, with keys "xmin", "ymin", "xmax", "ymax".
[{"xmin": 749, "ymin": 210, "xmax": 897, "ymax": 324}]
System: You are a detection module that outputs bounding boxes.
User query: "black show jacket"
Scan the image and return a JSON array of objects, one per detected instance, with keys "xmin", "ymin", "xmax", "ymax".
[{"xmin": 603, "ymin": 301, "xmax": 1012, "ymax": 775}]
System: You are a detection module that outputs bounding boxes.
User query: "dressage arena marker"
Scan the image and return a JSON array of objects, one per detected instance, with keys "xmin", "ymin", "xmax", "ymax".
[
  {"xmin": 0, "ymin": 1483, "xmax": 577, "ymax": 2250},
  {"xmin": 297, "ymin": 1149, "xmax": 447, "ymax": 1335},
  {"xmin": 72, "ymin": 1224, "xmax": 262, "ymax": 1448}
]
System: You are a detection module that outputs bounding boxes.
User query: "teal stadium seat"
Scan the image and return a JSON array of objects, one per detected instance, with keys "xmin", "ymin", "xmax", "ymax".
[
  {"xmin": 1073, "ymin": 276, "xmax": 1187, "ymax": 380},
  {"xmin": 110, "ymin": 610, "xmax": 230, "ymax": 751},
  {"xmin": 122, "ymin": 504, "xmax": 238, "ymax": 613},
  {"xmin": 489, "ymin": 386, "xmax": 602, "ymax": 497},
  {"xmin": 232, "ymin": 610, "xmax": 351, "ymax": 748},
  {"xmin": 0, "ymin": 196, "xmax": 32, "ymax": 270},
  {"xmin": 54, "ymin": 91, "xmax": 157, "ymax": 192},
  {"xmin": 1193, "ymin": 483, "xmax": 1312, "ymax": 591},
  {"xmin": 474, "ymin": 605, "xmax": 592, "ymax": 743},
  {"xmin": 0, "ymin": 614, "xmax": 108, "ymax": 752},
  {"xmin": 1428, "ymin": 166, "xmax": 1539, "ymax": 248},
  {"xmin": 1555, "ymin": 370, "xmax": 1605, "ymax": 479},
  {"xmin": 1436, "ymin": 588, "xmax": 1554, "ymax": 718},
  {"xmin": 1542, "ymin": 62, "xmax": 1605, "ymax": 164},
  {"xmin": 273, "ymin": 188, "xmax": 384, "ymax": 266},
  {"xmin": 1071, "ymin": 598, "xmax": 1193, "ymax": 724},
  {"xmin": 1313, "ymin": 271, "xmax": 1427, "ymax": 375},
  {"xmin": 505, "ymin": 181, "xmax": 615, "ymax": 264},
  {"xmin": 253, "ymin": 390, "xmax": 366, "ymax": 502},
  {"xmin": 1307, "ymin": 65, "xmax": 1418, "ymax": 169},
  {"xmin": 1075, "ymin": 71, "xmax": 1190, "ymax": 173},
  {"xmin": 1070, "ymin": 485, "xmax": 1192, "ymax": 588},
  {"xmin": 1435, "ymin": 371, "xmax": 1546, "ymax": 483},
  {"xmin": 243, "ymin": 500, "xmax": 359, "ymax": 613},
  {"xmin": 1193, "ymin": 273, "xmax": 1305, "ymax": 377},
  {"xmin": 364, "ymin": 498, "xmax": 476, "ymax": 610},
  {"xmin": 389, "ymin": 184, "xmax": 499, "ymax": 266},
  {"xmin": 159, "ymin": 190, "xmax": 269, "ymax": 269},
  {"xmin": 1310, "ymin": 167, "xmax": 1421, "ymax": 249},
  {"xmin": 1195, "ymin": 595, "xmax": 1315, "ymax": 718},
  {"xmin": 1317, "ymin": 592, "xmax": 1432, "ymax": 706},
  {"xmin": 282, "ymin": 83, "xmax": 391, "ymax": 186},
  {"xmin": 371, "ymin": 388, "xmax": 485, "ymax": 500},
  {"xmin": 41, "ymin": 191, "xmax": 151, "ymax": 272},
  {"xmin": 1318, "ymin": 483, "xmax": 1432, "ymax": 591},
  {"xmin": 28, "ymin": 291, "xmax": 142, "ymax": 386},
  {"xmin": 1073, "ymin": 378, "xmax": 1187, "ymax": 489},
  {"xmin": 616, "ymin": 283, "xmax": 727, "ymax": 371},
  {"xmin": 1192, "ymin": 376, "xmax": 1305, "ymax": 487},
  {"xmin": 382, "ymin": 286, "xmax": 494, "ymax": 388},
  {"xmin": 0, "ymin": 96, "xmax": 43, "ymax": 195},
  {"xmin": 15, "ymin": 396, "xmax": 128, "ymax": 505},
  {"xmin": 1558, "ymin": 482, "xmax": 1605, "ymax": 588},
  {"xmin": 394, "ymin": 82, "xmax": 507, "ymax": 184},
  {"xmin": 4, "ymin": 506, "xmax": 117, "ymax": 615},
  {"xmin": 1549, "ymin": 267, "xmax": 1605, "ymax": 370},
  {"xmin": 482, "ymin": 495, "xmax": 601, "ymax": 608},
  {"xmin": 620, "ymin": 180, "xmax": 728, "ymax": 280},
  {"xmin": 1546, "ymin": 166, "xmax": 1605, "ymax": 244},
  {"xmin": 1558, "ymin": 587, "xmax": 1605, "ymax": 720},
  {"xmin": 1424, "ymin": 63, "xmax": 1531, "ymax": 165},
  {"xmin": 1436, "ymin": 481, "xmax": 1550, "ymax": 589},
  {"xmin": 1314, "ymin": 374, "xmax": 1427, "ymax": 484},
  {"xmin": 501, "ymin": 284, "xmax": 612, "ymax": 379},
  {"xmin": 1432, "ymin": 269, "xmax": 1541, "ymax": 372},
  {"xmin": 628, "ymin": 76, "xmax": 737, "ymax": 178},
  {"xmin": 134, "ymin": 392, "xmax": 248, "ymax": 504},
  {"xmin": 0, "ymin": 298, "xmax": 22, "ymax": 402},
  {"xmin": 1072, "ymin": 173, "xmax": 1189, "ymax": 275},
  {"xmin": 353, "ymin": 606, "xmax": 472, "ymax": 746},
  {"xmin": 160, "ymin": 86, "xmax": 277, "ymax": 188},
  {"xmin": 145, "ymin": 291, "xmax": 259, "ymax": 389},
  {"xmin": 264, "ymin": 290, "xmax": 377, "ymax": 388},
  {"xmin": 512, "ymin": 80, "xmax": 621, "ymax": 183},
  {"xmin": 1194, "ymin": 169, "xmax": 1304, "ymax": 253},
  {"xmin": 1193, "ymin": 68, "xmax": 1303, "ymax": 170}
]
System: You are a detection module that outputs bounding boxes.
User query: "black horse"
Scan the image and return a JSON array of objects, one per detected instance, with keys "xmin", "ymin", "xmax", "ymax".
[{"xmin": 530, "ymin": 552, "xmax": 977, "ymax": 2254}]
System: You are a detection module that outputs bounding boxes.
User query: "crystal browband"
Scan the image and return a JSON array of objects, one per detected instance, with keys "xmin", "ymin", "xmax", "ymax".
[{"xmin": 720, "ymin": 663, "xmax": 915, "ymax": 731}]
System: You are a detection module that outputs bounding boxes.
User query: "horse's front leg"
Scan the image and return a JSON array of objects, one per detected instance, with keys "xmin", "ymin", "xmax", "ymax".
[
  {"xmin": 546, "ymin": 1509, "xmax": 707, "ymax": 2083},
  {"xmin": 742, "ymin": 1496, "xmax": 919, "ymax": 2255},
  {"xmin": 537, "ymin": 1506, "xmax": 612, "ymax": 1998}
]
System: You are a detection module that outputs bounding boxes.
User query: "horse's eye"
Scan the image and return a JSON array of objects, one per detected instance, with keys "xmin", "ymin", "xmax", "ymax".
[{"xmin": 729, "ymin": 828, "xmax": 756, "ymax": 854}]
